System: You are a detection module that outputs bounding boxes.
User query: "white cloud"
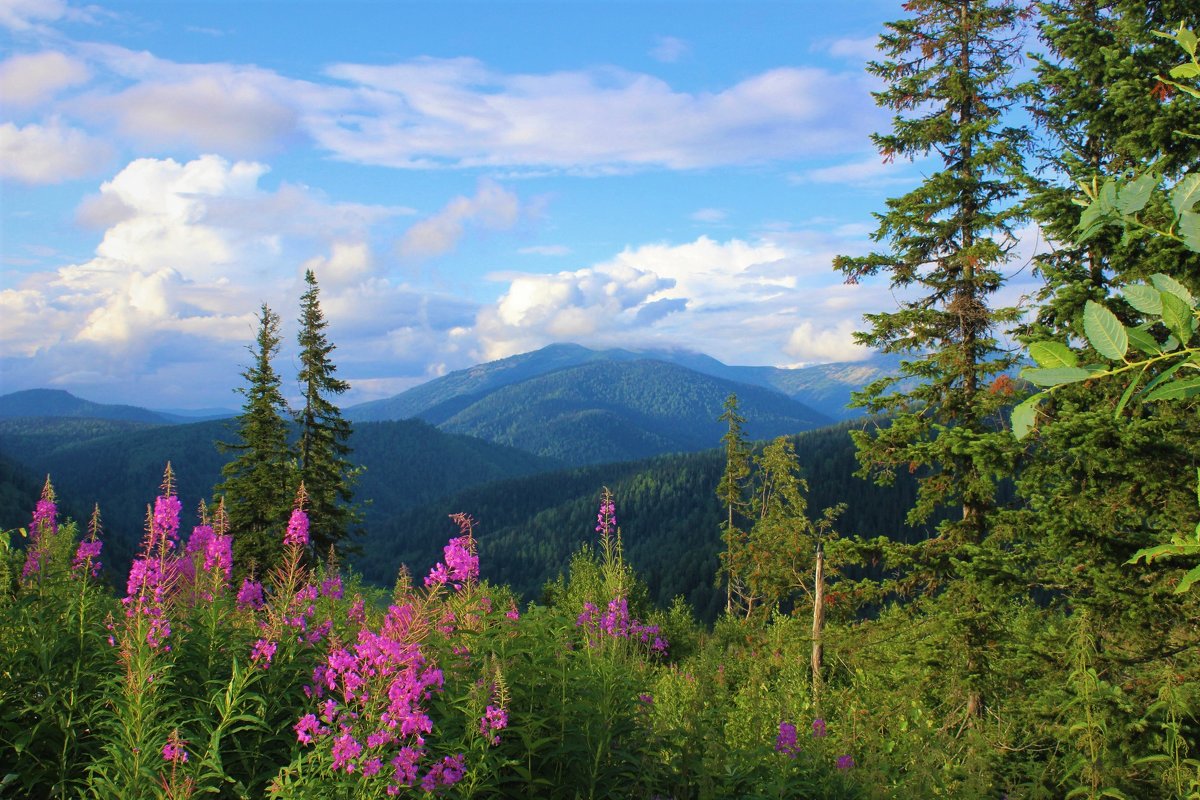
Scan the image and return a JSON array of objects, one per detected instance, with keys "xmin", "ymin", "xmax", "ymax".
[
  {"xmin": 399, "ymin": 179, "xmax": 522, "ymax": 259},
  {"xmin": 784, "ymin": 319, "xmax": 870, "ymax": 363},
  {"xmin": 690, "ymin": 208, "xmax": 728, "ymax": 223},
  {"xmin": 0, "ymin": 0, "xmax": 66, "ymax": 31},
  {"xmin": 319, "ymin": 59, "xmax": 882, "ymax": 170},
  {"xmin": 650, "ymin": 36, "xmax": 689, "ymax": 63},
  {"xmin": 827, "ymin": 36, "xmax": 879, "ymax": 62},
  {"xmin": 0, "ymin": 51, "xmax": 90, "ymax": 106},
  {"xmin": 98, "ymin": 74, "xmax": 299, "ymax": 155},
  {"xmin": 519, "ymin": 245, "xmax": 571, "ymax": 256},
  {"xmin": 301, "ymin": 241, "xmax": 373, "ymax": 287},
  {"xmin": 794, "ymin": 155, "xmax": 899, "ymax": 185},
  {"xmin": 0, "ymin": 119, "xmax": 112, "ymax": 184}
]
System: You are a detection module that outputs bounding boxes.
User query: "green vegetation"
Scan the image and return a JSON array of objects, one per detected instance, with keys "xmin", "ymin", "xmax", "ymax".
[{"xmin": 5, "ymin": 5, "xmax": 1200, "ymax": 799}]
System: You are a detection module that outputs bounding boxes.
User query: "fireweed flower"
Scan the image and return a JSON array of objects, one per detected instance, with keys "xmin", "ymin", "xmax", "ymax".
[
  {"xmin": 152, "ymin": 494, "xmax": 182, "ymax": 549},
  {"xmin": 776, "ymin": 722, "xmax": 799, "ymax": 758},
  {"xmin": 837, "ymin": 754, "xmax": 855, "ymax": 770},
  {"xmin": 162, "ymin": 731, "xmax": 188, "ymax": 763},
  {"xmin": 284, "ymin": 506, "xmax": 310, "ymax": 548},
  {"xmin": 251, "ymin": 638, "xmax": 277, "ymax": 668},
  {"xmin": 21, "ymin": 481, "xmax": 59, "ymax": 579},
  {"xmin": 480, "ymin": 704, "xmax": 508, "ymax": 745},
  {"xmin": 812, "ymin": 718, "xmax": 827, "ymax": 738},
  {"xmin": 73, "ymin": 539, "xmax": 103, "ymax": 578},
  {"xmin": 236, "ymin": 578, "xmax": 265, "ymax": 610},
  {"xmin": 424, "ymin": 535, "xmax": 478, "ymax": 590}
]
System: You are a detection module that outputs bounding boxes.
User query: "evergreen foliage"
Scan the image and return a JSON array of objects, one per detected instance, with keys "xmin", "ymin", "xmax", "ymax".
[
  {"xmin": 716, "ymin": 394, "xmax": 750, "ymax": 615},
  {"xmin": 295, "ymin": 270, "xmax": 359, "ymax": 556},
  {"xmin": 215, "ymin": 304, "xmax": 295, "ymax": 572}
]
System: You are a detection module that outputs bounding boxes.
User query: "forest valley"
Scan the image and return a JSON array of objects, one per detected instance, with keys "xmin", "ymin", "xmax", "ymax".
[{"xmin": 4, "ymin": 3, "xmax": 1200, "ymax": 799}]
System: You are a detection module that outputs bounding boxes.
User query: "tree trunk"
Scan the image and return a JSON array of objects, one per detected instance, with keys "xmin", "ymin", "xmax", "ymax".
[{"xmin": 811, "ymin": 543, "xmax": 825, "ymax": 714}]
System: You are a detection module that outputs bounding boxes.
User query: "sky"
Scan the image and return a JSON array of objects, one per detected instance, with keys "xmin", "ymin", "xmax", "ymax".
[{"xmin": 0, "ymin": 0, "xmax": 1043, "ymax": 411}]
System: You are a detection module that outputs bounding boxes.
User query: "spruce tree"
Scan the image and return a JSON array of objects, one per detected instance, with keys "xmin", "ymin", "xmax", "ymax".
[
  {"xmin": 215, "ymin": 304, "xmax": 294, "ymax": 571},
  {"xmin": 716, "ymin": 394, "xmax": 750, "ymax": 616},
  {"xmin": 832, "ymin": 0, "xmax": 1029, "ymax": 721},
  {"xmin": 295, "ymin": 269, "xmax": 359, "ymax": 555}
]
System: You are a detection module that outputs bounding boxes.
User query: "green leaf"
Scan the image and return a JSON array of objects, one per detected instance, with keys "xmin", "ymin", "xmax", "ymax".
[
  {"xmin": 1176, "ymin": 563, "xmax": 1200, "ymax": 594},
  {"xmin": 1011, "ymin": 394, "xmax": 1040, "ymax": 440},
  {"xmin": 1144, "ymin": 376, "xmax": 1200, "ymax": 402},
  {"xmin": 1160, "ymin": 290, "xmax": 1193, "ymax": 344},
  {"xmin": 1175, "ymin": 23, "xmax": 1198, "ymax": 55},
  {"xmin": 1021, "ymin": 366, "xmax": 1094, "ymax": 387},
  {"xmin": 1125, "ymin": 325, "xmax": 1162, "ymax": 355},
  {"xmin": 1171, "ymin": 174, "xmax": 1200, "ymax": 217},
  {"xmin": 1116, "ymin": 173, "xmax": 1157, "ymax": 214},
  {"xmin": 1122, "ymin": 284, "xmax": 1162, "ymax": 316},
  {"xmin": 1152, "ymin": 273, "xmax": 1196, "ymax": 306},
  {"xmin": 1170, "ymin": 63, "xmax": 1200, "ymax": 79},
  {"xmin": 1180, "ymin": 210, "xmax": 1200, "ymax": 254},
  {"xmin": 1083, "ymin": 300, "xmax": 1128, "ymax": 361},
  {"xmin": 1027, "ymin": 340, "xmax": 1078, "ymax": 368}
]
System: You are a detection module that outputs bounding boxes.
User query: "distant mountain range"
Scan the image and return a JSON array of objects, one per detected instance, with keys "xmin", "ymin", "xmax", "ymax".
[
  {"xmin": 343, "ymin": 344, "xmax": 904, "ymax": 464},
  {"xmin": 0, "ymin": 389, "xmax": 234, "ymax": 424},
  {"xmin": 348, "ymin": 343, "xmax": 902, "ymax": 425}
]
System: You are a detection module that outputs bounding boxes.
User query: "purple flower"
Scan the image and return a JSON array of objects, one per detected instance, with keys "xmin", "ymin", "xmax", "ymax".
[
  {"xmin": 331, "ymin": 733, "xmax": 363, "ymax": 773},
  {"xmin": 284, "ymin": 507, "xmax": 310, "ymax": 548},
  {"xmin": 21, "ymin": 495, "xmax": 59, "ymax": 579},
  {"xmin": 236, "ymin": 578, "xmax": 265, "ymax": 610},
  {"xmin": 424, "ymin": 535, "xmax": 478, "ymax": 590},
  {"xmin": 506, "ymin": 601, "xmax": 520, "ymax": 621},
  {"xmin": 595, "ymin": 492, "xmax": 617, "ymax": 538},
  {"xmin": 776, "ymin": 721, "xmax": 799, "ymax": 758},
  {"xmin": 812, "ymin": 718, "xmax": 826, "ymax": 738},
  {"xmin": 837, "ymin": 754, "xmax": 855, "ymax": 770},
  {"xmin": 295, "ymin": 713, "xmax": 324, "ymax": 745},
  {"xmin": 162, "ymin": 731, "xmax": 188, "ymax": 763},
  {"xmin": 391, "ymin": 746, "xmax": 421, "ymax": 787},
  {"xmin": 251, "ymin": 638, "xmax": 277, "ymax": 668},
  {"xmin": 480, "ymin": 704, "xmax": 508, "ymax": 745},
  {"xmin": 638, "ymin": 693, "xmax": 653, "ymax": 705},
  {"xmin": 73, "ymin": 539, "xmax": 103, "ymax": 578},
  {"xmin": 152, "ymin": 494, "xmax": 182, "ymax": 548},
  {"xmin": 321, "ymin": 574, "xmax": 344, "ymax": 599}
]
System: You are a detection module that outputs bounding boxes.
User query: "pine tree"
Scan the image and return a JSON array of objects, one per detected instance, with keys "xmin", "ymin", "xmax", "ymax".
[
  {"xmin": 215, "ymin": 304, "xmax": 294, "ymax": 571},
  {"xmin": 295, "ymin": 269, "xmax": 359, "ymax": 555},
  {"xmin": 716, "ymin": 394, "xmax": 750, "ymax": 616},
  {"xmin": 832, "ymin": 0, "xmax": 1029, "ymax": 721}
]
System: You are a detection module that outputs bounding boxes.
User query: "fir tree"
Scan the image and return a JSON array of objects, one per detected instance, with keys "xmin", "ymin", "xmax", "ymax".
[
  {"xmin": 716, "ymin": 394, "xmax": 750, "ymax": 616},
  {"xmin": 295, "ymin": 269, "xmax": 359, "ymax": 555},
  {"xmin": 832, "ymin": 0, "xmax": 1030, "ymax": 721},
  {"xmin": 215, "ymin": 304, "xmax": 294, "ymax": 571}
]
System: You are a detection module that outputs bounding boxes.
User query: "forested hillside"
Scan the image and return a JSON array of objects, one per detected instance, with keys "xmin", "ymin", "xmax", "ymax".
[{"xmin": 357, "ymin": 422, "xmax": 925, "ymax": 621}]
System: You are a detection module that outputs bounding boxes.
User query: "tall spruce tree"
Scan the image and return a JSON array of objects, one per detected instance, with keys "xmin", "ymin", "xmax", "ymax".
[
  {"xmin": 716, "ymin": 394, "xmax": 750, "ymax": 616},
  {"xmin": 215, "ymin": 304, "xmax": 294, "ymax": 571},
  {"xmin": 295, "ymin": 269, "xmax": 359, "ymax": 555},
  {"xmin": 832, "ymin": 0, "xmax": 1029, "ymax": 720}
]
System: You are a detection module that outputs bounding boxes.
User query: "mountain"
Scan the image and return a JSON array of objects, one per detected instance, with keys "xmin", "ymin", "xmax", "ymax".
[
  {"xmin": 0, "ymin": 389, "xmax": 176, "ymax": 424},
  {"xmin": 348, "ymin": 346, "xmax": 840, "ymax": 465},
  {"xmin": 433, "ymin": 359, "xmax": 830, "ymax": 465},
  {"xmin": 0, "ymin": 417, "xmax": 557, "ymax": 579},
  {"xmin": 347, "ymin": 343, "xmax": 903, "ymax": 426}
]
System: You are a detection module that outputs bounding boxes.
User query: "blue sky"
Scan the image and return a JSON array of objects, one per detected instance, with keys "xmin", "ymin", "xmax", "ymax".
[{"xmin": 0, "ymin": 0, "xmax": 1041, "ymax": 410}]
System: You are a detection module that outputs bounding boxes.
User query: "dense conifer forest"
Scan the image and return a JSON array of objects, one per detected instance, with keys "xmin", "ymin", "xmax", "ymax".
[{"xmin": 3, "ymin": 3, "xmax": 1200, "ymax": 798}]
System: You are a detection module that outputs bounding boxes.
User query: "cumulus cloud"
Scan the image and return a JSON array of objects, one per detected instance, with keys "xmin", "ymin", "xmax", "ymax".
[
  {"xmin": 0, "ymin": 119, "xmax": 112, "ymax": 183},
  {"xmin": 0, "ymin": 51, "xmax": 90, "ymax": 106},
  {"xmin": 319, "ymin": 58, "xmax": 882, "ymax": 170},
  {"xmin": 784, "ymin": 319, "xmax": 871, "ymax": 363},
  {"xmin": 826, "ymin": 36, "xmax": 879, "ymax": 62},
  {"xmin": 399, "ymin": 179, "xmax": 522, "ymax": 259}
]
